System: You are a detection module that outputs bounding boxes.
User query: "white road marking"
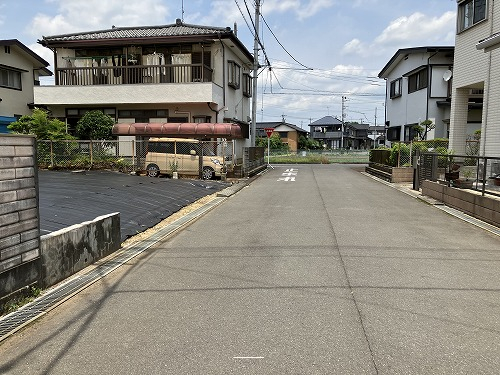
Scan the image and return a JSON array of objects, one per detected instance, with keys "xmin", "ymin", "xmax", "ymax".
[{"xmin": 233, "ymin": 356, "xmax": 265, "ymax": 359}]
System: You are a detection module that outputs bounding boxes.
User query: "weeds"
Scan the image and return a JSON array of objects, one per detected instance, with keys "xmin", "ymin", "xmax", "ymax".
[{"xmin": 1, "ymin": 286, "xmax": 42, "ymax": 316}]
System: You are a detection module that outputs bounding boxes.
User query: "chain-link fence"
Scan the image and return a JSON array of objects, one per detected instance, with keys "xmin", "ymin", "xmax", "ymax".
[
  {"xmin": 37, "ymin": 139, "xmax": 235, "ymax": 179},
  {"xmin": 370, "ymin": 140, "xmax": 450, "ymax": 167}
]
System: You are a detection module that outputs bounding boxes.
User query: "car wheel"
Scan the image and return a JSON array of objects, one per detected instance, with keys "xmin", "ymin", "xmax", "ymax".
[
  {"xmin": 202, "ymin": 167, "xmax": 214, "ymax": 180},
  {"xmin": 146, "ymin": 163, "xmax": 160, "ymax": 177}
]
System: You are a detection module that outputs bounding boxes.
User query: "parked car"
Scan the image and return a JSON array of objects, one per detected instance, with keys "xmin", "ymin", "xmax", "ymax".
[{"xmin": 145, "ymin": 138, "xmax": 226, "ymax": 179}]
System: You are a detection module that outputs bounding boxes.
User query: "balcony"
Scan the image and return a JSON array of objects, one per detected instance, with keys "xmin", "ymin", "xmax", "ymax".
[
  {"xmin": 311, "ymin": 131, "xmax": 344, "ymax": 139},
  {"xmin": 55, "ymin": 63, "xmax": 213, "ymax": 86}
]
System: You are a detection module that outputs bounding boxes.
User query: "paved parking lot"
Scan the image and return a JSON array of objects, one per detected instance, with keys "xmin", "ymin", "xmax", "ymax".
[{"xmin": 38, "ymin": 170, "xmax": 230, "ymax": 241}]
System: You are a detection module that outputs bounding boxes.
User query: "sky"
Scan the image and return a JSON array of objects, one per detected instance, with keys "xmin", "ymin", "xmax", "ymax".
[{"xmin": 0, "ymin": 0, "xmax": 458, "ymax": 128}]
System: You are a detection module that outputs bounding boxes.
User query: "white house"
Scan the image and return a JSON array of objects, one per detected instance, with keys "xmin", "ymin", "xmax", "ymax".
[
  {"xmin": 450, "ymin": 0, "xmax": 500, "ymax": 157},
  {"xmin": 0, "ymin": 39, "xmax": 51, "ymax": 133},
  {"xmin": 378, "ymin": 47, "xmax": 455, "ymax": 144},
  {"xmin": 34, "ymin": 19, "xmax": 254, "ymax": 162}
]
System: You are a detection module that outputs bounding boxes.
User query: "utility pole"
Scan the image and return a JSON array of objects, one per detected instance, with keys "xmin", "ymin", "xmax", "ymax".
[
  {"xmin": 251, "ymin": 0, "xmax": 260, "ymax": 147},
  {"xmin": 341, "ymin": 96, "xmax": 347, "ymax": 149}
]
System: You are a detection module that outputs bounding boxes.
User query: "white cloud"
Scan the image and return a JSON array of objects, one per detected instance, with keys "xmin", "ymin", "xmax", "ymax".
[
  {"xmin": 261, "ymin": 0, "xmax": 335, "ymax": 20},
  {"xmin": 26, "ymin": 0, "xmax": 170, "ymax": 37},
  {"xmin": 341, "ymin": 11, "xmax": 456, "ymax": 58},
  {"xmin": 374, "ymin": 11, "xmax": 456, "ymax": 46}
]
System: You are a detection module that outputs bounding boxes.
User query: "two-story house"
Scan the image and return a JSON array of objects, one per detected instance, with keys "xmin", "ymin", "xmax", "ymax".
[
  {"xmin": 450, "ymin": 0, "xmax": 500, "ymax": 157},
  {"xmin": 0, "ymin": 39, "xmax": 51, "ymax": 133},
  {"xmin": 378, "ymin": 47, "xmax": 455, "ymax": 144},
  {"xmin": 34, "ymin": 19, "xmax": 254, "ymax": 161},
  {"xmin": 256, "ymin": 121, "xmax": 308, "ymax": 152},
  {"xmin": 309, "ymin": 116, "xmax": 344, "ymax": 149}
]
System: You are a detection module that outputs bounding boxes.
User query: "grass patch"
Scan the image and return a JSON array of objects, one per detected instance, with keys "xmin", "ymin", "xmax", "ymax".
[
  {"xmin": 1, "ymin": 286, "xmax": 42, "ymax": 317},
  {"xmin": 268, "ymin": 152, "xmax": 369, "ymax": 164}
]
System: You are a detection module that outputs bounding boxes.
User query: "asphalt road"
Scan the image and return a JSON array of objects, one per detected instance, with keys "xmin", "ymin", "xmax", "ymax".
[
  {"xmin": 1, "ymin": 164, "xmax": 500, "ymax": 374},
  {"xmin": 37, "ymin": 170, "xmax": 229, "ymax": 241}
]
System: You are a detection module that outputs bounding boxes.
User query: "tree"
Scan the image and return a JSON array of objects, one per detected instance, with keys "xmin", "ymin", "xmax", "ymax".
[
  {"xmin": 412, "ymin": 119, "xmax": 435, "ymax": 141},
  {"xmin": 76, "ymin": 110, "xmax": 115, "ymax": 140},
  {"xmin": 8, "ymin": 108, "xmax": 73, "ymax": 140},
  {"xmin": 256, "ymin": 133, "xmax": 288, "ymax": 150}
]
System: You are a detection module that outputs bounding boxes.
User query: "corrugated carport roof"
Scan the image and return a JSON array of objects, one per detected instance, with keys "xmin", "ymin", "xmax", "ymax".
[{"xmin": 112, "ymin": 123, "xmax": 243, "ymax": 138}]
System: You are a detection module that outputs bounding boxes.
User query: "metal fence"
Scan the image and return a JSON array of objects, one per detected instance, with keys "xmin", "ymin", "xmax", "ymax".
[
  {"xmin": 418, "ymin": 152, "xmax": 500, "ymax": 197},
  {"xmin": 37, "ymin": 139, "xmax": 235, "ymax": 178}
]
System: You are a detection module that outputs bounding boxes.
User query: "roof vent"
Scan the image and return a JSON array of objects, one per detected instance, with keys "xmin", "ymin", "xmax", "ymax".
[{"xmin": 176, "ymin": 19, "xmax": 182, "ymax": 26}]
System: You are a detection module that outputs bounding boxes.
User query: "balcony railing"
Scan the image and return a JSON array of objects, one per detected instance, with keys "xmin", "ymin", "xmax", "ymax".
[
  {"xmin": 311, "ymin": 131, "xmax": 344, "ymax": 139},
  {"xmin": 55, "ymin": 64, "xmax": 213, "ymax": 86}
]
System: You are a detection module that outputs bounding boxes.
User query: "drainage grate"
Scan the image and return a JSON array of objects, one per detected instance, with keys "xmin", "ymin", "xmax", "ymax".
[{"xmin": 0, "ymin": 196, "xmax": 227, "ymax": 342}]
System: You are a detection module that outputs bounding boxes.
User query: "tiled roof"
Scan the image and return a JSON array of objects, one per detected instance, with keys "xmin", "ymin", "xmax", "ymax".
[
  {"xmin": 309, "ymin": 116, "xmax": 342, "ymax": 126},
  {"xmin": 39, "ymin": 20, "xmax": 232, "ymax": 44}
]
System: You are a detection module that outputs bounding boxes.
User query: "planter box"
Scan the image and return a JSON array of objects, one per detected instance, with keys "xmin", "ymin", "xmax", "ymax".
[{"xmin": 365, "ymin": 163, "xmax": 413, "ymax": 183}]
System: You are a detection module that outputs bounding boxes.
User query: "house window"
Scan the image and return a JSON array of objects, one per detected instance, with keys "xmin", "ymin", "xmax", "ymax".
[
  {"xmin": 242, "ymin": 73, "xmax": 252, "ymax": 97},
  {"xmin": 458, "ymin": 0, "xmax": 487, "ymax": 32},
  {"xmin": 193, "ymin": 115, "xmax": 211, "ymax": 123},
  {"xmin": 407, "ymin": 68, "xmax": 428, "ymax": 93},
  {"xmin": 228, "ymin": 60, "xmax": 240, "ymax": 89},
  {"xmin": 0, "ymin": 67, "xmax": 22, "ymax": 90},
  {"xmin": 4, "ymin": 46, "xmax": 11, "ymax": 54},
  {"xmin": 390, "ymin": 78, "xmax": 402, "ymax": 98}
]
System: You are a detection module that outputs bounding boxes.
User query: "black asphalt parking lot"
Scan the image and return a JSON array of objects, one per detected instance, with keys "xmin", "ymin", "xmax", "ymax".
[{"xmin": 38, "ymin": 170, "xmax": 230, "ymax": 241}]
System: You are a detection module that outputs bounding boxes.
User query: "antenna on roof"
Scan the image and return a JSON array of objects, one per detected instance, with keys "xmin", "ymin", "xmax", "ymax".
[{"xmin": 181, "ymin": 0, "xmax": 185, "ymax": 22}]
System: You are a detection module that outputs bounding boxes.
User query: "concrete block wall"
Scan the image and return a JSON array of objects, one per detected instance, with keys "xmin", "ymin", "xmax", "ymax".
[
  {"xmin": 0, "ymin": 135, "xmax": 41, "ymax": 301},
  {"xmin": 422, "ymin": 180, "xmax": 500, "ymax": 227},
  {"xmin": 40, "ymin": 213, "xmax": 121, "ymax": 288}
]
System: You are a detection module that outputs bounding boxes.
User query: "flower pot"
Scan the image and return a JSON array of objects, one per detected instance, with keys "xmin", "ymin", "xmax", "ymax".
[
  {"xmin": 495, "ymin": 177, "xmax": 500, "ymax": 186},
  {"xmin": 453, "ymin": 179, "xmax": 473, "ymax": 189}
]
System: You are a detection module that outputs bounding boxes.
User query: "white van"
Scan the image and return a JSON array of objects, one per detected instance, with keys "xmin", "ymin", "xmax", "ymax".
[{"xmin": 144, "ymin": 138, "xmax": 226, "ymax": 179}]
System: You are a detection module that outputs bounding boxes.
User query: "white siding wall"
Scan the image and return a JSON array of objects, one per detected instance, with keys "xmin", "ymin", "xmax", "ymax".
[
  {"xmin": 451, "ymin": 1, "xmax": 500, "ymax": 156},
  {"xmin": 0, "ymin": 47, "xmax": 35, "ymax": 117},
  {"xmin": 384, "ymin": 51, "xmax": 453, "ymax": 141}
]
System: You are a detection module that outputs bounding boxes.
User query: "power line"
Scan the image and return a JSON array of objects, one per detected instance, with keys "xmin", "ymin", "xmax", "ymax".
[{"xmin": 260, "ymin": 14, "xmax": 312, "ymax": 70}]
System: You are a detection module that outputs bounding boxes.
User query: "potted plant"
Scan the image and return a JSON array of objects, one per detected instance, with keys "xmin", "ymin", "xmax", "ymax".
[
  {"xmin": 169, "ymin": 161, "xmax": 179, "ymax": 179},
  {"xmin": 494, "ymin": 174, "xmax": 500, "ymax": 186},
  {"xmin": 453, "ymin": 168, "xmax": 474, "ymax": 189}
]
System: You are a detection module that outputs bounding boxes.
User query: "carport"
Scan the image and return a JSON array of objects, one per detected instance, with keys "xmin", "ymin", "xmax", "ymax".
[{"xmin": 112, "ymin": 122, "xmax": 244, "ymax": 139}]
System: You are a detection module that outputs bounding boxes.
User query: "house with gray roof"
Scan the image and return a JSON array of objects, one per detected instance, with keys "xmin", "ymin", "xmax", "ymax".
[
  {"xmin": 0, "ymin": 39, "xmax": 52, "ymax": 133},
  {"xmin": 309, "ymin": 116, "xmax": 344, "ymax": 149},
  {"xmin": 34, "ymin": 19, "xmax": 254, "ymax": 166}
]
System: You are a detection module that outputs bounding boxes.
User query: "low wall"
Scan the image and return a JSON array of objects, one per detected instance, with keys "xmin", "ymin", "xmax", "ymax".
[
  {"xmin": 40, "ymin": 213, "xmax": 121, "ymax": 288},
  {"xmin": 365, "ymin": 163, "xmax": 414, "ymax": 183},
  {"xmin": 422, "ymin": 180, "xmax": 500, "ymax": 227}
]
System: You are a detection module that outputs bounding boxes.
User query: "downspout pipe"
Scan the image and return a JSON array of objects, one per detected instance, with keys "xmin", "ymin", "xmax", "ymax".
[
  {"xmin": 217, "ymin": 33, "xmax": 226, "ymax": 121},
  {"xmin": 425, "ymin": 50, "xmax": 439, "ymax": 134}
]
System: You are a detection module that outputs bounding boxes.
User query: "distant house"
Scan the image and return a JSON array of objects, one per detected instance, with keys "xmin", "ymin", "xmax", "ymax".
[
  {"xmin": 256, "ymin": 121, "xmax": 308, "ymax": 152},
  {"xmin": 35, "ymin": 19, "xmax": 253, "ymax": 162},
  {"xmin": 450, "ymin": 0, "xmax": 500, "ymax": 157},
  {"xmin": 0, "ymin": 39, "xmax": 52, "ymax": 133},
  {"xmin": 309, "ymin": 116, "xmax": 343, "ymax": 149},
  {"xmin": 378, "ymin": 47, "xmax": 455, "ymax": 143}
]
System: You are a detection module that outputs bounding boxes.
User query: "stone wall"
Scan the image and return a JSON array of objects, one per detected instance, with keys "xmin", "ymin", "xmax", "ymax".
[{"xmin": 0, "ymin": 135, "xmax": 41, "ymax": 301}]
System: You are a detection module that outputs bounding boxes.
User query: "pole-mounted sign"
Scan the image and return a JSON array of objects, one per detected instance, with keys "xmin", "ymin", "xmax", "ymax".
[{"xmin": 264, "ymin": 128, "xmax": 274, "ymax": 138}]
